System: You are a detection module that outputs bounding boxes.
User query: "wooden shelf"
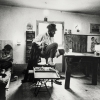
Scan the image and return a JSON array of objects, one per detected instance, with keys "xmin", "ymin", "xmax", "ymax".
[{"xmin": 26, "ymin": 31, "xmax": 35, "ymax": 63}]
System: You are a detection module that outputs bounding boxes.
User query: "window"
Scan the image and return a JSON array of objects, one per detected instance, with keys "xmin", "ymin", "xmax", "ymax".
[{"xmin": 36, "ymin": 21, "xmax": 64, "ymax": 46}]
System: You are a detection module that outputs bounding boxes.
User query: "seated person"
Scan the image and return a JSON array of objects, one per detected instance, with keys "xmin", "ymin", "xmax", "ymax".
[
  {"xmin": 0, "ymin": 44, "xmax": 13, "ymax": 82},
  {"xmin": 22, "ymin": 24, "xmax": 65, "ymax": 83}
]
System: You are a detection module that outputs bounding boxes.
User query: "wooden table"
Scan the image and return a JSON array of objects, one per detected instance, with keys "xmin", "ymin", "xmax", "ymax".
[
  {"xmin": 33, "ymin": 67, "xmax": 60, "ymax": 96},
  {"xmin": 62, "ymin": 52, "xmax": 100, "ymax": 89}
]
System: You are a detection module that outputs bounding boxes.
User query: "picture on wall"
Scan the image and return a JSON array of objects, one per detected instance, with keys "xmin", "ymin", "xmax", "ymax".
[
  {"xmin": 90, "ymin": 24, "xmax": 100, "ymax": 33},
  {"xmin": 87, "ymin": 36, "xmax": 100, "ymax": 52}
]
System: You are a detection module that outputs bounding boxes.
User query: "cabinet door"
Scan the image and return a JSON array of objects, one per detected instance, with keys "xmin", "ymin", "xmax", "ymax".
[
  {"xmin": 64, "ymin": 34, "xmax": 72, "ymax": 52},
  {"xmin": 26, "ymin": 31, "xmax": 35, "ymax": 63},
  {"xmin": 80, "ymin": 36, "xmax": 87, "ymax": 53},
  {"xmin": 72, "ymin": 35, "xmax": 87, "ymax": 53},
  {"xmin": 72, "ymin": 35, "xmax": 81, "ymax": 52}
]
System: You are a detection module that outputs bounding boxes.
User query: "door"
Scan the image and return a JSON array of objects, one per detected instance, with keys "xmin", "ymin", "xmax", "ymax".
[{"xmin": 36, "ymin": 21, "xmax": 64, "ymax": 47}]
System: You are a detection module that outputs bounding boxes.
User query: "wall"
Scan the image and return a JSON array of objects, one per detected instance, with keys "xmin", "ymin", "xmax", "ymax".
[{"xmin": 0, "ymin": 5, "xmax": 100, "ymax": 64}]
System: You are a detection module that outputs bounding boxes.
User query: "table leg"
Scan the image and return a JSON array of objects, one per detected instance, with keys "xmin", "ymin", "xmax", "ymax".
[
  {"xmin": 92, "ymin": 62, "xmax": 97, "ymax": 85},
  {"xmin": 62, "ymin": 56, "xmax": 65, "ymax": 72},
  {"xmin": 34, "ymin": 81, "xmax": 41, "ymax": 96},
  {"xmin": 51, "ymin": 79, "xmax": 53, "ymax": 87},
  {"xmin": 34, "ymin": 79, "xmax": 51, "ymax": 96},
  {"xmin": 44, "ymin": 83, "xmax": 51, "ymax": 96},
  {"xmin": 65, "ymin": 57, "xmax": 71, "ymax": 89},
  {"xmin": 85, "ymin": 63, "xmax": 90, "ymax": 77},
  {"xmin": 65, "ymin": 71, "xmax": 71, "ymax": 89}
]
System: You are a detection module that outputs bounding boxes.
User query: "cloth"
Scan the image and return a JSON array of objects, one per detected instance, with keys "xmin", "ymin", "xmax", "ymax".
[
  {"xmin": 22, "ymin": 42, "xmax": 41, "ymax": 81},
  {"xmin": 30, "ymin": 43, "xmax": 41, "ymax": 61}
]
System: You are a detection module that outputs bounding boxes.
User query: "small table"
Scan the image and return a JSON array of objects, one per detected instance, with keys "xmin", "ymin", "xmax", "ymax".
[{"xmin": 33, "ymin": 67, "xmax": 60, "ymax": 96}]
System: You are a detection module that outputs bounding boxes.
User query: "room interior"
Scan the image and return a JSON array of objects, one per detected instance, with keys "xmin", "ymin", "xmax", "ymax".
[{"xmin": 0, "ymin": 0, "xmax": 100, "ymax": 100}]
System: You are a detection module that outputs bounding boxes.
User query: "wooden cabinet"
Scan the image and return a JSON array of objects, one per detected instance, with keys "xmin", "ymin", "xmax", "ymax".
[
  {"xmin": 26, "ymin": 31, "xmax": 35, "ymax": 63},
  {"xmin": 64, "ymin": 34, "xmax": 87, "ymax": 53}
]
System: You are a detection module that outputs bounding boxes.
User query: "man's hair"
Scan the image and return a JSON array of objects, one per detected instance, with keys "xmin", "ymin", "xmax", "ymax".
[
  {"xmin": 58, "ymin": 49, "xmax": 65, "ymax": 55},
  {"xmin": 4, "ymin": 44, "xmax": 13, "ymax": 51},
  {"xmin": 47, "ymin": 24, "xmax": 57, "ymax": 31}
]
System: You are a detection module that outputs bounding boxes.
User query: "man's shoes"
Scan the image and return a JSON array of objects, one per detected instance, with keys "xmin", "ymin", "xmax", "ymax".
[
  {"xmin": 54, "ymin": 80, "xmax": 62, "ymax": 85},
  {"xmin": 48, "ymin": 58, "xmax": 55, "ymax": 66},
  {"xmin": 48, "ymin": 61, "xmax": 55, "ymax": 66}
]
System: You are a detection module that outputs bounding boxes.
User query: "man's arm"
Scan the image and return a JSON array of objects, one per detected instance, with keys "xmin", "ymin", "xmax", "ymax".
[
  {"xmin": 1, "ymin": 50, "xmax": 13, "ymax": 62},
  {"xmin": 32, "ymin": 34, "xmax": 43, "ymax": 45},
  {"xmin": 1, "ymin": 55, "xmax": 12, "ymax": 61},
  {"xmin": 32, "ymin": 34, "xmax": 48, "ymax": 50}
]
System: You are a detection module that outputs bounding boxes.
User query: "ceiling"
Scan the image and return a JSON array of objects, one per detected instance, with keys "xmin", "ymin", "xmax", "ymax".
[{"xmin": 0, "ymin": 0, "xmax": 100, "ymax": 15}]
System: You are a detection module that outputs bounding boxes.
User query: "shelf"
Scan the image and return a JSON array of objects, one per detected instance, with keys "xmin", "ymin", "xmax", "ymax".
[{"xmin": 26, "ymin": 31, "xmax": 35, "ymax": 63}]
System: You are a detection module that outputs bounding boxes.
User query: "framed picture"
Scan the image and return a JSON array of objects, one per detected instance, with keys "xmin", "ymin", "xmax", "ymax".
[
  {"xmin": 90, "ymin": 24, "xmax": 100, "ymax": 33},
  {"xmin": 87, "ymin": 35, "xmax": 100, "ymax": 52}
]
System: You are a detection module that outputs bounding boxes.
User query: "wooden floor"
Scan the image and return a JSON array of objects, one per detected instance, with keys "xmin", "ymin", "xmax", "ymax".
[{"xmin": 6, "ymin": 67, "xmax": 100, "ymax": 100}]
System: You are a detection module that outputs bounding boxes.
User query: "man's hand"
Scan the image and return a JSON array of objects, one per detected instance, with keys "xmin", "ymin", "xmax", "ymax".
[
  {"xmin": 36, "ymin": 42, "xmax": 47, "ymax": 49},
  {"xmin": 1, "ymin": 55, "xmax": 13, "ymax": 61},
  {"xmin": 36, "ymin": 42, "xmax": 42, "ymax": 46}
]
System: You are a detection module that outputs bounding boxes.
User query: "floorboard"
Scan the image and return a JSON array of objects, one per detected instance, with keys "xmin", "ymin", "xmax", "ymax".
[{"xmin": 6, "ymin": 67, "xmax": 100, "ymax": 100}]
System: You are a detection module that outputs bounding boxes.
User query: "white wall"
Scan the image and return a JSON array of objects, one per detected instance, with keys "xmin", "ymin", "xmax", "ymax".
[{"xmin": 0, "ymin": 5, "xmax": 100, "ymax": 64}]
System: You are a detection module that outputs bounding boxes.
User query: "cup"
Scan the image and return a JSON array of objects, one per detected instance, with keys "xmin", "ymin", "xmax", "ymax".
[{"xmin": 69, "ymin": 49, "xmax": 72, "ymax": 52}]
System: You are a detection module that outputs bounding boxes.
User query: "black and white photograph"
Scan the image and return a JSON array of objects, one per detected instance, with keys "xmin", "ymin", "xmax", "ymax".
[{"xmin": 0, "ymin": 0, "xmax": 100, "ymax": 100}]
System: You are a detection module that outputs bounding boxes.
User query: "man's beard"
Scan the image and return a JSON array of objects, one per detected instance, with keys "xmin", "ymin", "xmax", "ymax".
[{"xmin": 48, "ymin": 32, "xmax": 54, "ymax": 37}]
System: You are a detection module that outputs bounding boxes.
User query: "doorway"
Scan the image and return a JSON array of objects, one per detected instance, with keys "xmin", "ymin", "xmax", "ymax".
[
  {"xmin": 36, "ymin": 21, "xmax": 64, "ymax": 65},
  {"xmin": 36, "ymin": 21, "xmax": 64, "ymax": 47}
]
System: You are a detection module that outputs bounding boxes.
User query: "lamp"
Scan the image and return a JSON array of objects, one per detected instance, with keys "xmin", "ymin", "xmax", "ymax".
[{"xmin": 43, "ymin": 9, "xmax": 49, "ymax": 21}]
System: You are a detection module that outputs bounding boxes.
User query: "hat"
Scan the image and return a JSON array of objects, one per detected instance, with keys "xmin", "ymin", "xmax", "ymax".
[
  {"xmin": 58, "ymin": 49, "xmax": 65, "ymax": 55},
  {"xmin": 47, "ymin": 24, "xmax": 57, "ymax": 31}
]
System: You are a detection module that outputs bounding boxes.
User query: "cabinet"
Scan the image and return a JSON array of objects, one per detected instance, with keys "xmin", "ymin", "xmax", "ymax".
[
  {"xmin": 64, "ymin": 34, "xmax": 87, "ymax": 53},
  {"xmin": 26, "ymin": 31, "xmax": 35, "ymax": 63}
]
